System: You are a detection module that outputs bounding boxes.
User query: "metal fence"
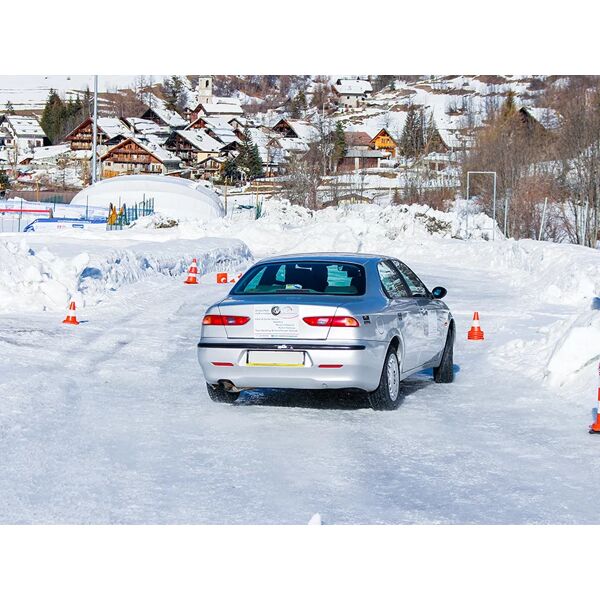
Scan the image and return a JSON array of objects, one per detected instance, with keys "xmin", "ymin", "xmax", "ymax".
[{"xmin": 107, "ymin": 198, "xmax": 155, "ymax": 230}]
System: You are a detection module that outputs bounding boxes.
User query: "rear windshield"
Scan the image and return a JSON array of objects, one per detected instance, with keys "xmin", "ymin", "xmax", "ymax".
[{"xmin": 232, "ymin": 261, "xmax": 366, "ymax": 295}]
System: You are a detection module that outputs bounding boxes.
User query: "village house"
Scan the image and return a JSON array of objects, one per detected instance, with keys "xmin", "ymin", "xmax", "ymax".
[
  {"xmin": 337, "ymin": 148, "xmax": 385, "ymax": 173},
  {"xmin": 141, "ymin": 96, "xmax": 188, "ymax": 130},
  {"xmin": 100, "ymin": 137, "xmax": 181, "ymax": 178},
  {"xmin": 0, "ymin": 115, "xmax": 47, "ymax": 157},
  {"xmin": 123, "ymin": 117, "xmax": 171, "ymax": 144},
  {"xmin": 186, "ymin": 116, "xmax": 243, "ymax": 147},
  {"xmin": 165, "ymin": 129, "xmax": 223, "ymax": 167},
  {"xmin": 344, "ymin": 131, "xmax": 373, "ymax": 151},
  {"xmin": 271, "ymin": 118, "xmax": 319, "ymax": 142},
  {"xmin": 192, "ymin": 102, "xmax": 244, "ymax": 121},
  {"xmin": 197, "ymin": 155, "xmax": 227, "ymax": 179},
  {"xmin": 370, "ymin": 128, "xmax": 398, "ymax": 158},
  {"xmin": 188, "ymin": 96, "xmax": 243, "ymax": 122},
  {"xmin": 333, "ymin": 78, "xmax": 373, "ymax": 109},
  {"xmin": 63, "ymin": 117, "xmax": 131, "ymax": 151}
]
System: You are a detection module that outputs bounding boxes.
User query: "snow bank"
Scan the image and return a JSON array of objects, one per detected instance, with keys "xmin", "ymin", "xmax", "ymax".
[
  {"xmin": 545, "ymin": 309, "xmax": 600, "ymax": 391},
  {"xmin": 151, "ymin": 198, "xmax": 598, "ymax": 306},
  {"xmin": 70, "ymin": 175, "xmax": 225, "ymax": 220},
  {"xmin": 0, "ymin": 236, "xmax": 252, "ymax": 313}
]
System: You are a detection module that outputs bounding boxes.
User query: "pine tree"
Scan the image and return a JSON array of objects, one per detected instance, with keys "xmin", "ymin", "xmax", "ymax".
[
  {"xmin": 290, "ymin": 90, "xmax": 307, "ymax": 119},
  {"xmin": 223, "ymin": 156, "xmax": 241, "ymax": 182},
  {"xmin": 248, "ymin": 143, "xmax": 264, "ymax": 179},
  {"xmin": 500, "ymin": 90, "xmax": 517, "ymax": 121},
  {"xmin": 237, "ymin": 129, "xmax": 263, "ymax": 180},
  {"xmin": 40, "ymin": 89, "xmax": 65, "ymax": 143},
  {"xmin": 400, "ymin": 105, "xmax": 420, "ymax": 157},
  {"xmin": 162, "ymin": 76, "xmax": 187, "ymax": 114},
  {"xmin": 332, "ymin": 121, "xmax": 346, "ymax": 167}
]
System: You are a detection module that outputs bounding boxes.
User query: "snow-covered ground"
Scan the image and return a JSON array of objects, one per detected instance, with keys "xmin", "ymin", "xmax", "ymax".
[{"xmin": 0, "ymin": 200, "xmax": 599, "ymax": 524}]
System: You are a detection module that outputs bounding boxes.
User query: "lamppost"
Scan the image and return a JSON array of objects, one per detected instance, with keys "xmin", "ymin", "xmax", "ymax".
[
  {"xmin": 465, "ymin": 170, "xmax": 497, "ymax": 240},
  {"xmin": 91, "ymin": 75, "xmax": 99, "ymax": 184}
]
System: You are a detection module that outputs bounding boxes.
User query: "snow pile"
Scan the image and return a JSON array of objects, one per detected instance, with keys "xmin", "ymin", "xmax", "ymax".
[
  {"xmin": 0, "ymin": 237, "xmax": 252, "ymax": 313},
  {"xmin": 545, "ymin": 308, "xmax": 600, "ymax": 390},
  {"xmin": 0, "ymin": 238, "xmax": 81, "ymax": 311},
  {"xmin": 184, "ymin": 199, "xmax": 500, "ymax": 259}
]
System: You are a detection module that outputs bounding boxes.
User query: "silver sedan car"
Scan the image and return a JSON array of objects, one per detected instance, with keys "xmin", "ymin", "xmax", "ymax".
[{"xmin": 197, "ymin": 253, "xmax": 455, "ymax": 410}]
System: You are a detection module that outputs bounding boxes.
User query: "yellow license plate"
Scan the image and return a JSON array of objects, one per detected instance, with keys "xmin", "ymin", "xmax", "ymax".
[{"xmin": 246, "ymin": 350, "xmax": 305, "ymax": 367}]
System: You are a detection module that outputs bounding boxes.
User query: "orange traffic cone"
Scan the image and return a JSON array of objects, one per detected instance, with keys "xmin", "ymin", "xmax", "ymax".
[
  {"xmin": 467, "ymin": 311, "xmax": 484, "ymax": 340},
  {"xmin": 589, "ymin": 362, "xmax": 600, "ymax": 434},
  {"xmin": 216, "ymin": 272, "xmax": 228, "ymax": 284},
  {"xmin": 62, "ymin": 301, "xmax": 79, "ymax": 325},
  {"xmin": 184, "ymin": 258, "xmax": 199, "ymax": 284}
]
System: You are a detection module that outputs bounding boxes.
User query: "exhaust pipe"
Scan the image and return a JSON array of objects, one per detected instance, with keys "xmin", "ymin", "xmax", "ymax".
[{"xmin": 220, "ymin": 380, "xmax": 244, "ymax": 393}]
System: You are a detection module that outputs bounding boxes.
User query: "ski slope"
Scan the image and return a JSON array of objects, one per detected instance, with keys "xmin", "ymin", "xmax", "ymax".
[{"xmin": 0, "ymin": 203, "xmax": 599, "ymax": 524}]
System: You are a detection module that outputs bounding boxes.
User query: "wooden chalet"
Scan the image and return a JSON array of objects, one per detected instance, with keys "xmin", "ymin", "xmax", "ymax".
[
  {"xmin": 197, "ymin": 155, "xmax": 227, "ymax": 179},
  {"xmin": 141, "ymin": 106, "xmax": 187, "ymax": 130},
  {"xmin": 271, "ymin": 118, "xmax": 301, "ymax": 138},
  {"xmin": 370, "ymin": 128, "xmax": 398, "ymax": 158},
  {"xmin": 64, "ymin": 117, "xmax": 130, "ymax": 151},
  {"xmin": 164, "ymin": 130, "xmax": 223, "ymax": 166},
  {"xmin": 189, "ymin": 102, "xmax": 243, "ymax": 123},
  {"xmin": 100, "ymin": 137, "xmax": 181, "ymax": 178}
]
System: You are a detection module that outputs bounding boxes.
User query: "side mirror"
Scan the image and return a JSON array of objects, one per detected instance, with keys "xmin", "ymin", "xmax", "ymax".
[{"xmin": 431, "ymin": 286, "xmax": 447, "ymax": 299}]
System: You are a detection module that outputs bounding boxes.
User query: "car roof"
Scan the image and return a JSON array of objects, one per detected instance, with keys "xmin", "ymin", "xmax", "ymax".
[{"xmin": 253, "ymin": 252, "xmax": 393, "ymax": 266}]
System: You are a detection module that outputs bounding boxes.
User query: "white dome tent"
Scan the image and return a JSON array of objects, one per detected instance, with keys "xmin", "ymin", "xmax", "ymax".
[{"xmin": 70, "ymin": 175, "xmax": 225, "ymax": 220}]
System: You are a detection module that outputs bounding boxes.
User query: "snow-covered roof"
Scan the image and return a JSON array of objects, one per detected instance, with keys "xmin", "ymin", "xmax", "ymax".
[
  {"xmin": 175, "ymin": 129, "xmax": 223, "ymax": 152},
  {"xmin": 101, "ymin": 137, "xmax": 180, "ymax": 165},
  {"xmin": 5, "ymin": 115, "xmax": 45, "ymax": 138},
  {"xmin": 97, "ymin": 117, "xmax": 131, "ymax": 139},
  {"xmin": 274, "ymin": 118, "xmax": 319, "ymax": 142},
  {"xmin": 521, "ymin": 106, "xmax": 561, "ymax": 130},
  {"xmin": 201, "ymin": 118, "xmax": 240, "ymax": 145},
  {"xmin": 144, "ymin": 95, "xmax": 188, "ymax": 128},
  {"xmin": 199, "ymin": 102, "xmax": 244, "ymax": 116},
  {"xmin": 125, "ymin": 117, "xmax": 170, "ymax": 137},
  {"xmin": 199, "ymin": 155, "xmax": 227, "ymax": 165},
  {"xmin": 334, "ymin": 79, "xmax": 373, "ymax": 96},
  {"xmin": 275, "ymin": 137, "xmax": 309, "ymax": 153},
  {"xmin": 213, "ymin": 96, "xmax": 242, "ymax": 107},
  {"xmin": 31, "ymin": 144, "xmax": 70, "ymax": 161}
]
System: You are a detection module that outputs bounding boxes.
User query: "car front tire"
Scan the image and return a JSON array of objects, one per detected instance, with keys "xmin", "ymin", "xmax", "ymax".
[
  {"xmin": 368, "ymin": 346, "xmax": 402, "ymax": 411},
  {"xmin": 206, "ymin": 383, "xmax": 240, "ymax": 404},
  {"xmin": 433, "ymin": 325, "xmax": 454, "ymax": 383}
]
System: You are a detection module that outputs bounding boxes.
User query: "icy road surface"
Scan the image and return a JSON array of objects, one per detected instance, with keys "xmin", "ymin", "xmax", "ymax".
[{"xmin": 1, "ymin": 252, "xmax": 599, "ymax": 524}]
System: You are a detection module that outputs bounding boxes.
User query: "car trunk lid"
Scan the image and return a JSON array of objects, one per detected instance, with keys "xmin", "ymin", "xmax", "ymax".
[{"xmin": 217, "ymin": 295, "xmax": 342, "ymax": 340}]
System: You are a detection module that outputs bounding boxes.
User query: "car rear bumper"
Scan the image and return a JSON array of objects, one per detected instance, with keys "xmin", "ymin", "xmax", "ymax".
[{"xmin": 197, "ymin": 339, "xmax": 387, "ymax": 392}]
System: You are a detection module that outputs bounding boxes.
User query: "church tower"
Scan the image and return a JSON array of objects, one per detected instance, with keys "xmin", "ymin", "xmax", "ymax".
[{"xmin": 197, "ymin": 76, "xmax": 213, "ymax": 104}]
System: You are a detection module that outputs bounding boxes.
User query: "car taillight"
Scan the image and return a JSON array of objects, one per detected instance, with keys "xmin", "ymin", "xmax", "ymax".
[
  {"xmin": 203, "ymin": 315, "xmax": 250, "ymax": 326},
  {"xmin": 303, "ymin": 316, "xmax": 359, "ymax": 327}
]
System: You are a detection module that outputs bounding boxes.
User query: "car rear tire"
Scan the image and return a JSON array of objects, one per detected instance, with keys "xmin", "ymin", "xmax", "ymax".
[
  {"xmin": 368, "ymin": 346, "xmax": 402, "ymax": 411},
  {"xmin": 433, "ymin": 325, "xmax": 454, "ymax": 383},
  {"xmin": 206, "ymin": 383, "xmax": 240, "ymax": 404}
]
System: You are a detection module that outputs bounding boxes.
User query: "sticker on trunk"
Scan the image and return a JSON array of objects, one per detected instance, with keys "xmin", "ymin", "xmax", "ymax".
[{"xmin": 254, "ymin": 305, "xmax": 300, "ymax": 338}]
